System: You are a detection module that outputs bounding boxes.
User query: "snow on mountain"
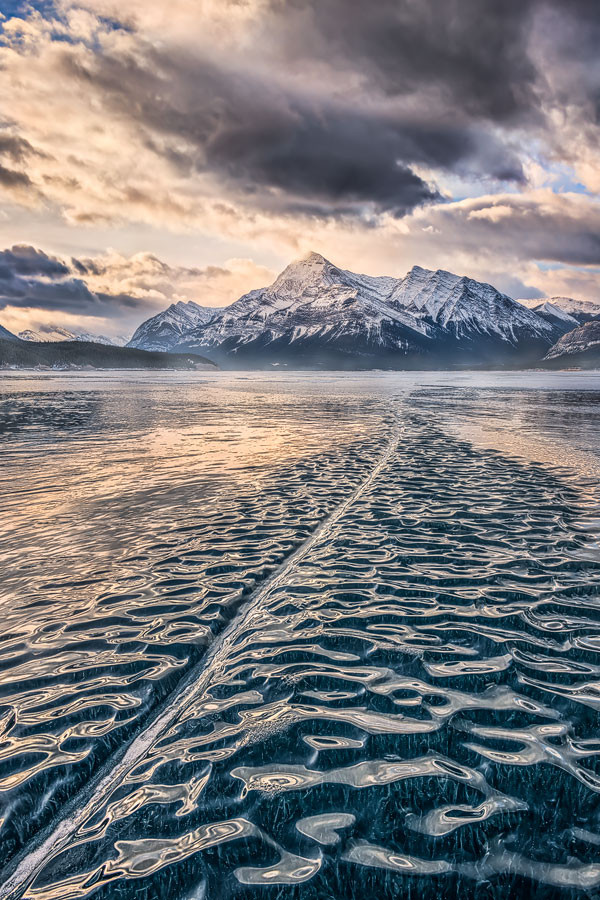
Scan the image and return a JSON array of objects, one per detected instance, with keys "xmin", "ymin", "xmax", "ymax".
[
  {"xmin": 529, "ymin": 301, "xmax": 579, "ymax": 325},
  {"xmin": 129, "ymin": 252, "xmax": 562, "ymax": 367},
  {"xmin": 518, "ymin": 296, "xmax": 600, "ymax": 322},
  {"xmin": 19, "ymin": 325, "xmax": 127, "ymax": 345},
  {"xmin": 19, "ymin": 326, "xmax": 80, "ymax": 342},
  {"xmin": 388, "ymin": 265, "xmax": 555, "ymax": 342},
  {"xmin": 176, "ymin": 253, "xmax": 557, "ymax": 365},
  {"xmin": 127, "ymin": 300, "xmax": 220, "ymax": 351},
  {"xmin": 0, "ymin": 323, "xmax": 20, "ymax": 342},
  {"xmin": 181, "ymin": 253, "xmax": 433, "ymax": 354},
  {"xmin": 545, "ymin": 320, "xmax": 600, "ymax": 362}
]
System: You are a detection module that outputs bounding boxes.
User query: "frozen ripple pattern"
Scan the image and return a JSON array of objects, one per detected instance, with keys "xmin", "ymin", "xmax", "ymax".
[{"xmin": 0, "ymin": 372, "xmax": 599, "ymax": 900}]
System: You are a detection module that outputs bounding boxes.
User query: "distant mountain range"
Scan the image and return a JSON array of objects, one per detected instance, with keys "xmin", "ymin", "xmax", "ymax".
[
  {"xmin": 128, "ymin": 252, "xmax": 600, "ymax": 369},
  {"xmin": 18, "ymin": 325, "xmax": 128, "ymax": 345},
  {"xmin": 127, "ymin": 301, "xmax": 220, "ymax": 352},
  {"xmin": 2, "ymin": 254, "xmax": 598, "ymax": 370},
  {"xmin": 518, "ymin": 296, "xmax": 600, "ymax": 323}
]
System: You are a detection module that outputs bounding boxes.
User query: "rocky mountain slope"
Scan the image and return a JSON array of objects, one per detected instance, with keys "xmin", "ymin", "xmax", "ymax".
[
  {"xmin": 128, "ymin": 300, "xmax": 220, "ymax": 351},
  {"xmin": 0, "ymin": 324, "xmax": 19, "ymax": 342},
  {"xmin": 130, "ymin": 252, "xmax": 565, "ymax": 368},
  {"xmin": 544, "ymin": 320, "xmax": 600, "ymax": 367},
  {"xmin": 518, "ymin": 296, "xmax": 600, "ymax": 324}
]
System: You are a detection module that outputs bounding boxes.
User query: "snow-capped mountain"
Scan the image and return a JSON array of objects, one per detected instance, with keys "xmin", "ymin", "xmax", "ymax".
[
  {"xmin": 529, "ymin": 301, "xmax": 579, "ymax": 326},
  {"xmin": 168, "ymin": 253, "xmax": 558, "ymax": 367},
  {"xmin": 518, "ymin": 296, "xmax": 600, "ymax": 324},
  {"xmin": 128, "ymin": 300, "xmax": 220, "ymax": 351},
  {"xmin": 387, "ymin": 265, "xmax": 557, "ymax": 342},
  {"xmin": 129, "ymin": 253, "xmax": 565, "ymax": 368},
  {"xmin": 0, "ymin": 323, "xmax": 20, "ymax": 342},
  {"xmin": 19, "ymin": 325, "xmax": 127, "ymax": 345},
  {"xmin": 545, "ymin": 320, "xmax": 600, "ymax": 365},
  {"xmin": 516, "ymin": 300, "xmax": 581, "ymax": 336},
  {"xmin": 179, "ymin": 253, "xmax": 435, "ymax": 363}
]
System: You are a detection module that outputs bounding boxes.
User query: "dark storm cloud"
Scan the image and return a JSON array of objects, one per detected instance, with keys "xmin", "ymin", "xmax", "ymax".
[
  {"xmin": 269, "ymin": 0, "xmax": 600, "ymax": 122},
  {"xmin": 267, "ymin": 0, "xmax": 539, "ymax": 123},
  {"xmin": 60, "ymin": 40, "xmax": 531, "ymax": 220},
  {"xmin": 60, "ymin": 51, "xmax": 440, "ymax": 216},
  {"xmin": 200, "ymin": 101, "xmax": 525, "ymax": 212},
  {"xmin": 54, "ymin": 0, "xmax": 600, "ymax": 220},
  {"xmin": 0, "ymin": 245, "xmax": 145, "ymax": 316},
  {"xmin": 0, "ymin": 164, "xmax": 31, "ymax": 188},
  {"xmin": 0, "ymin": 245, "xmax": 70, "ymax": 277}
]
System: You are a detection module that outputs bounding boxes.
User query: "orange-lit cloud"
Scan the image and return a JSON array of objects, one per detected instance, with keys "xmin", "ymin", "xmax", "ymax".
[{"xmin": 0, "ymin": 0, "xmax": 598, "ymax": 329}]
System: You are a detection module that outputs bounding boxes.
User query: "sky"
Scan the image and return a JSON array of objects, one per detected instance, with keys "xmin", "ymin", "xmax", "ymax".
[{"xmin": 0, "ymin": 0, "xmax": 599, "ymax": 338}]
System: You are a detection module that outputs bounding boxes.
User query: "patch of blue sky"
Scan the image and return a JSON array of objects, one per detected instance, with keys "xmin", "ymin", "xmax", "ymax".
[
  {"xmin": 545, "ymin": 167, "xmax": 592, "ymax": 195},
  {"xmin": 433, "ymin": 170, "xmax": 522, "ymax": 204},
  {"xmin": 0, "ymin": 1, "xmax": 130, "ymax": 39},
  {"xmin": 537, "ymin": 261, "xmax": 600, "ymax": 273},
  {"xmin": 0, "ymin": 0, "xmax": 55, "ymax": 16},
  {"xmin": 524, "ymin": 141, "xmax": 593, "ymax": 195}
]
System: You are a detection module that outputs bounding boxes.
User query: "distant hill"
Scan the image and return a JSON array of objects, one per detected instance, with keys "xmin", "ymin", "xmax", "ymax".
[{"xmin": 0, "ymin": 339, "xmax": 217, "ymax": 370}]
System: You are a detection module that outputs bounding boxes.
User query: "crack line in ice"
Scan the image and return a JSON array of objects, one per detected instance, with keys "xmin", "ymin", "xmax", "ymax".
[{"xmin": 0, "ymin": 421, "xmax": 401, "ymax": 900}]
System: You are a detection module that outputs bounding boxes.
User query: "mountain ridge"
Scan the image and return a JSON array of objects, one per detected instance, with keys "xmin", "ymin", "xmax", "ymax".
[
  {"xmin": 129, "ymin": 253, "xmax": 569, "ymax": 369},
  {"xmin": 544, "ymin": 320, "xmax": 600, "ymax": 367},
  {"xmin": 518, "ymin": 296, "xmax": 600, "ymax": 323},
  {"xmin": 19, "ymin": 325, "xmax": 128, "ymax": 346},
  {"xmin": 0, "ymin": 323, "xmax": 19, "ymax": 342},
  {"xmin": 128, "ymin": 300, "xmax": 221, "ymax": 352}
]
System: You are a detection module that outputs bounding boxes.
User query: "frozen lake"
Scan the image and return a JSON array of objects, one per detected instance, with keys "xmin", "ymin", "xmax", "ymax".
[{"xmin": 1, "ymin": 370, "xmax": 600, "ymax": 899}]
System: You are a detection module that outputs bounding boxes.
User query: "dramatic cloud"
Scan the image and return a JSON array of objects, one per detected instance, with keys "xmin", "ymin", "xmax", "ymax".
[
  {"xmin": 2, "ymin": 0, "xmax": 589, "ymax": 224},
  {"xmin": 411, "ymin": 192, "xmax": 600, "ymax": 267},
  {"xmin": 0, "ymin": 0, "xmax": 598, "ymax": 326},
  {"xmin": 264, "ymin": 0, "xmax": 538, "ymax": 121},
  {"xmin": 0, "ymin": 244, "xmax": 273, "ymax": 336},
  {"xmin": 0, "ymin": 245, "xmax": 70, "ymax": 278},
  {"xmin": 0, "ymin": 245, "xmax": 136, "ymax": 321}
]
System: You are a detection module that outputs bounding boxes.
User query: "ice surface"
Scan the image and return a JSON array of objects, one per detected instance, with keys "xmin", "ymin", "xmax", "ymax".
[{"xmin": 1, "ymin": 369, "xmax": 600, "ymax": 899}]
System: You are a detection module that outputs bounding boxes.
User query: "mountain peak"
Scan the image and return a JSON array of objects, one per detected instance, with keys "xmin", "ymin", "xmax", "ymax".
[
  {"xmin": 405, "ymin": 264, "xmax": 465, "ymax": 282},
  {"xmin": 299, "ymin": 250, "xmax": 329, "ymax": 264},
  {"xmin": 533, "ymin": 300, "xmax": 578, "ymax": 325},
  {"xmin": 128, "ymin": 298, "xmax": 220, "ymax": 350},
  {"xmin": 270, "ymin": 251, "xmax": 337, "ymax": 294},
  {"xmin": 277, "ymin": 251, "xmax": 335, "ymax": 276}
]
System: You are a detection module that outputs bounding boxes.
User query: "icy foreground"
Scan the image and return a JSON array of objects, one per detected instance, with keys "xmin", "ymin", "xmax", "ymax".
[{"xmin": 2, "ymin": 371, "xmax": 600, "ymax": 899}]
